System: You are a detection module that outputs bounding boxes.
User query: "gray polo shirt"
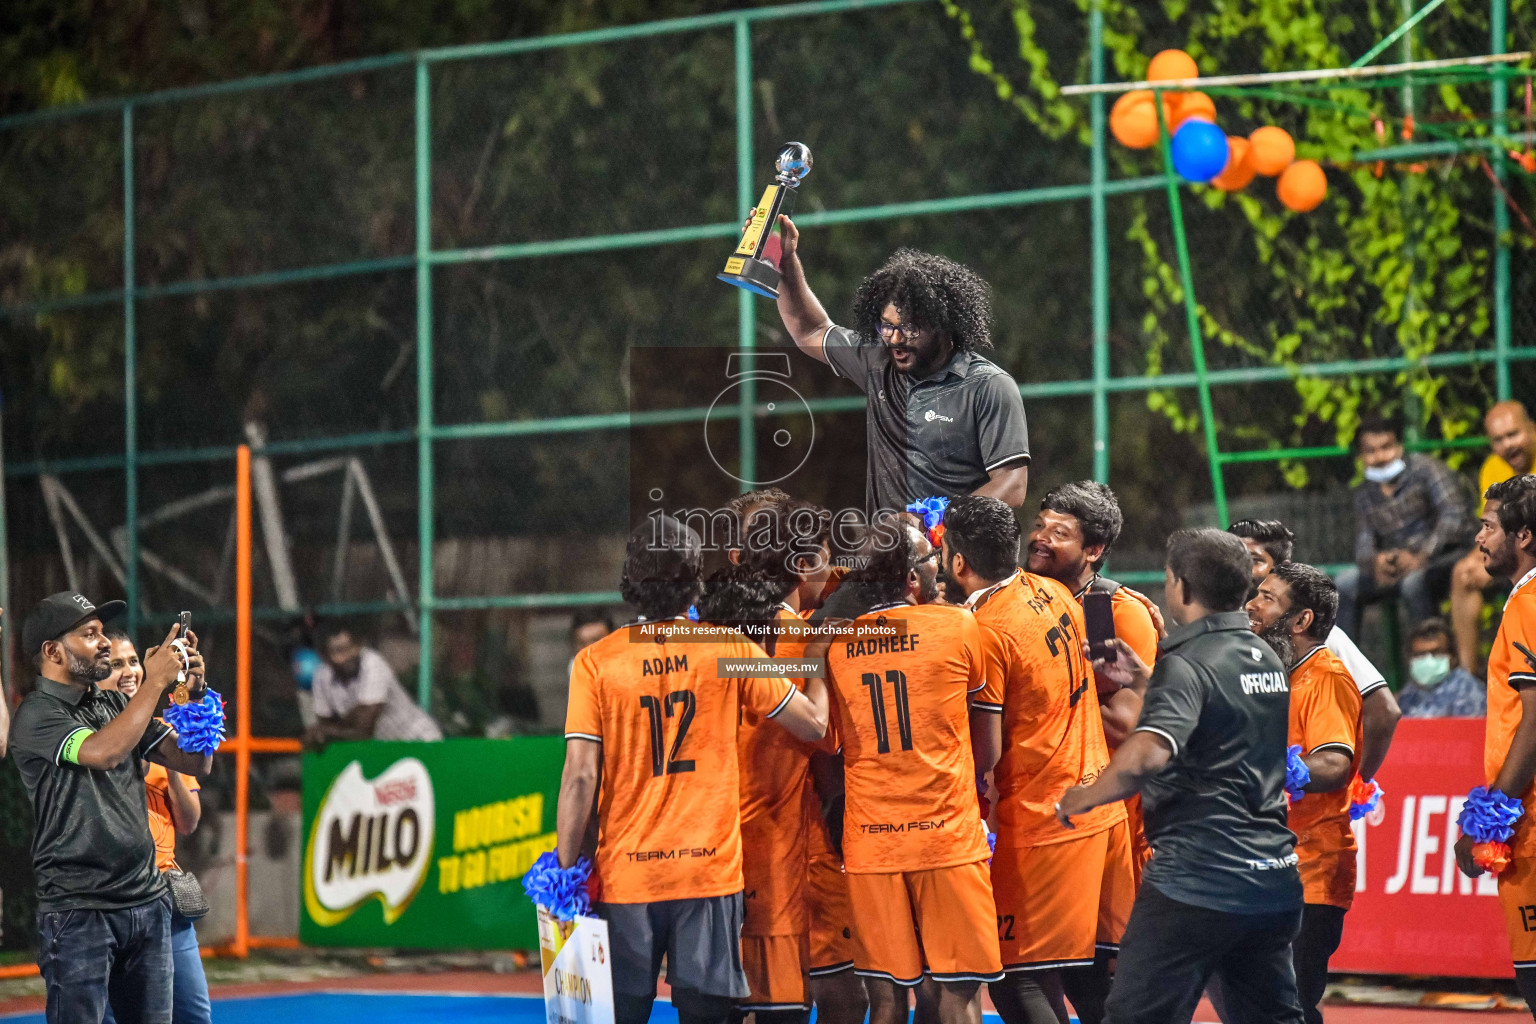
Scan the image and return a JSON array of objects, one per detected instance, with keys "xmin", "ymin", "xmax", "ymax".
[
  {"xmin": 9, "ymin": 678, "xmax": 171, "ymax": 913},
  {"xmin": 822, "ymin": 326, "xmax": 1030, "ymax": 513},
  {"xmin": 1135, "ymin": 611, "xmax": 1303, "ymax": 915}
]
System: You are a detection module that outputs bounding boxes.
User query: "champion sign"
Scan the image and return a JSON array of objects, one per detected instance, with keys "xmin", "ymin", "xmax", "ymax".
[{"xmin": 303, "ymin": 757, "xmax": 436, "ymax": 926}]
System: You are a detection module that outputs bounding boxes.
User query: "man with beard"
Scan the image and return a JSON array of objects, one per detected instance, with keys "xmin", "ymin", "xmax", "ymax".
[
  {"xmin": 941, "ymin": 495, "xmax": 1133, "ymax": 1024},
  {"xmin": 1228, "ymin": 519, "xmax": 1401, "ymax": 785},
  {"xmin": 825, "ymin": 520, "xmax": 1002, "ymax": 1024},
  {"xmin": 763, "ymin": 211, "xmax": 1030, "ymax": 513},
  {"xmin": 10, "ymin": 594, "xmax": 214, "ymax": 1024},
  {"xmin": 1244, "ymin": 564, "xmax": 1361, "ymax": 1024},
  {"xmin": 1454, "ymin": 474, "xmax": 1536, "ymax": 1013},
  {"xmin": 305, "ymin": 626, "xmax": 442, "ymax": 746},
  {"xmin": 1450, "ymin": 402, "xmax": 1536, "ymax": 674},
  {"xmin": 1056, "ymin": 530, "xmax": 1303, "ymax": 1024}
]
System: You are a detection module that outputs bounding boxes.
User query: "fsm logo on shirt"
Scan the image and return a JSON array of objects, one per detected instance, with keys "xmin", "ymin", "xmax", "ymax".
[
  {"xmin": 304, "ymin": 757, "xmax": 435, "ymax": 926},
  {"xmin": 923, "ymin": 409, "xmax": 954, "ymax": 423}
]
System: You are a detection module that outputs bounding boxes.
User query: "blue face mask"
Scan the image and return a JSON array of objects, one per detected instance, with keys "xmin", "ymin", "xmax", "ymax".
[{"xmin": 1364, "ymin": 457, "xmax": 1406, "ymax": 484}]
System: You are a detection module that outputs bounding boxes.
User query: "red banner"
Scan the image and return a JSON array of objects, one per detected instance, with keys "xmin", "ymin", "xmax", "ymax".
[{"xmin": 1332, "ymin": 716, "xmax": 1511, "ymax": 978}]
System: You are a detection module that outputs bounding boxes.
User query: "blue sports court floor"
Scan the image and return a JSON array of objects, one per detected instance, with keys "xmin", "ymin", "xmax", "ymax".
[{"xmin": 0, "ymin": 992, "xmax": 1024, "ymax": 1024}]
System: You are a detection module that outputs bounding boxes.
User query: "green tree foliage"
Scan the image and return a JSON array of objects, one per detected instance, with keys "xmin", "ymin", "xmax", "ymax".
[{"xmin": 948, "ymin": 0, "xmax": 1534, "ymax": 485}]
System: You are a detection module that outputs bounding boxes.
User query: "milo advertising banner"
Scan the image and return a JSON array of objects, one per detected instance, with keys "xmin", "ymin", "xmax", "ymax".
[{"xmin": 301, "ymin": 736, "xmax": 562, "ymax": 948}]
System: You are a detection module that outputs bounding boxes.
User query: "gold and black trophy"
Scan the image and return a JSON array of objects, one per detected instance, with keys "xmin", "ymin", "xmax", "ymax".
[{"xmin": 718, "ymin": 142, "xmax": 813, "ymax": 298}]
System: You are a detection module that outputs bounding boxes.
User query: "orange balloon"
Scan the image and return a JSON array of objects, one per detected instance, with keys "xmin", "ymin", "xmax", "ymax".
[
  {"xmin": 1170, "ymin": 91, "xmax": 1217, "ymax": 129},
  {"xmin": 1148, "ymin": 49, "xmax": 1198, "ymax": 82},
  {"xmin": 1277, "ymin": 159, "xmax": 1327, "ymax": 211},
  {"xmin": 1110, "ymin": 91, "xmax": 1161, "ymax": 149},
  {"xmin": 1211, "ymin": 136, "xmax": 1256, "ymax": 191},
  {"xmin": 1248, "ymin": 126, "xmax": 1295, "ymax": 176}
]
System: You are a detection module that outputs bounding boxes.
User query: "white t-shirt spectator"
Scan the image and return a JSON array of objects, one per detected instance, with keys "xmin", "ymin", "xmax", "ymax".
[{"xmin": 311, "ymin": 648, "xmax": 443, "ymax": 741}]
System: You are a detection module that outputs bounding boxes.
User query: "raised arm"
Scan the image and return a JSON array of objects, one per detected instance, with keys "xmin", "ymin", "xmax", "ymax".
[
  {"xmin": 771, "ymin": 215, "xmax": 834, "ymax": 364},
  {"xmin": 76, "ymin": 623, "xmax": 192, "ymax": 771}
]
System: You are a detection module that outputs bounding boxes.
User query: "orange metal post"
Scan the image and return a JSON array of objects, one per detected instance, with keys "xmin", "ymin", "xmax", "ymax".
[{"xmin": 234, "ymin": 444, "xmax": 252, "ymax": 958}]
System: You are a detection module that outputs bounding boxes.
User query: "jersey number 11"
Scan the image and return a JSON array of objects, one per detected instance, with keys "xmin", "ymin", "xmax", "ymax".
[{"xmin": 863, "ymin": 670, "xmax": 913, "ymax": 754}]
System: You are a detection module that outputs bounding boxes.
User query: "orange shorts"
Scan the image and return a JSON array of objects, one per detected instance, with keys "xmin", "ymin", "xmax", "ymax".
[
  {"xmin": 806, "ymin": 856, "xmax": 856, "ymax": 975},
  {"xmin": 992, "ymin": 820, "xmax": 1136, "ymax": 971},
  {"xmin": 846, "ymin": 860, "xmax": 1002, "ymax": 986},
  {"xmin": 741, "ymin": 933, "xmax": 810, "ymax": 1010},
  {"xmin": 1498, "ymin": 846, "xmax": 1536, "ymax": 967}
]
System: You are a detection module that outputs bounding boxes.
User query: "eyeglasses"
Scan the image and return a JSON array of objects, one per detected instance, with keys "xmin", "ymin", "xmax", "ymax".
[
  {"xmin": 876, "ymin": 320, "xmax": 923, "ymax": 341},
  {"xmin": 913, "ymin": 549, "xmax": 941, "ymax": 568}
]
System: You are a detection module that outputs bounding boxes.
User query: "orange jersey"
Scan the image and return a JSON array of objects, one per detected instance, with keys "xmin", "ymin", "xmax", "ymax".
[
  {"xmin": 1286, "ymin": 645, "xmax": 1362, "ymax": 909},
  {"xmin": 739, "ymin": 606, "xmax": 818, "ymax": 936},
  {"xmin": 144, "ymin": 761, "xmax": 199, "ymax": 872},
  {"xmin": 1486, "ymin": 569, "xmax": 1536, "ymax": 856},
  {"xmin": 975, "ymin": 573, "xmax": 1124, "ymax": 846},
  {"xmin": 827, "ymin": 602, "xmax": 991, "ymax": 874},
  {"xmin": 566, "ymin": 620, "xmax": 797, "ymax": 903},
  {"xmin": 1110, "ymin": 588, "xmax": 1160, "ymax": 666}
]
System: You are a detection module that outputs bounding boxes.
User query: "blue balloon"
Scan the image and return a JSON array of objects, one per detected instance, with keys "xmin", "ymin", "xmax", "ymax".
[
  {"xmin": 291, "ymin": 646, "xmax": 322, "ymax": 691},
  {"xmin": 1170, "ymin": 120, "xmax": 1229, "ymax": 183}
]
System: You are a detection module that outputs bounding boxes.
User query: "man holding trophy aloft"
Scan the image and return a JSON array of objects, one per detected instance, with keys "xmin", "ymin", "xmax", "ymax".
[{"xmin": 725, "ymin": 144, "xmax": 1031, "ymax": 516}]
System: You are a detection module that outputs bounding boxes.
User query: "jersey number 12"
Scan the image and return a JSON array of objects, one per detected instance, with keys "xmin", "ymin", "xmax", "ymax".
[{"xmin": 640, "ymin": 691, "xmax": 696, "ymax": 777}]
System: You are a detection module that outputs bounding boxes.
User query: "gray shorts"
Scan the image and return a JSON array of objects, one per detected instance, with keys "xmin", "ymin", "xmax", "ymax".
[{"xmin": 597, "ymin": 892, "xmax": 749, "ymax": 1000}]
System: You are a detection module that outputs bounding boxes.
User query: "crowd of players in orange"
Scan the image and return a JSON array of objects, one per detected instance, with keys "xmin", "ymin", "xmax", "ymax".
[{"xmin": 552, "ymin": 475, "xmax": 1536, "ymax": 1024}]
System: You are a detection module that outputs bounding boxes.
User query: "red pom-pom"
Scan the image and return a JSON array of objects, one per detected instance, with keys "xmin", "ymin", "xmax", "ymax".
[
  {"xmin": 585, "ymin": 869, "xmax": 602, "ymax": 905},
  {"xmin": 1473, "ymin": 841, "xmax": 1513, "ymax": 875}
]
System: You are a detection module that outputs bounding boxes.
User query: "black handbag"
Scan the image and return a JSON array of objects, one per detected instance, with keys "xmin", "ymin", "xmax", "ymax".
[{"xmin": 164, "ymin": 868, "xmax": 210, "ymax": 921}]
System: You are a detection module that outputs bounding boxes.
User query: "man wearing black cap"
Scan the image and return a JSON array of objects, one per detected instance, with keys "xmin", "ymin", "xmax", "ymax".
[{"xmin": 10, "ymin": 593, "xmax": 214, "ymax": 1024}]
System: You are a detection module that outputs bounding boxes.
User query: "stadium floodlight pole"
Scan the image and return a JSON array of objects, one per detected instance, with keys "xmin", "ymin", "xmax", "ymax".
[
  {"xmin": 1089, "ymin": 0, "xmax": 1111, "ymax": 484},
  {"xmin": 1059, "ymin": 50, "xmax": 1531, "ymax": 95},
  {"xmin": 415, "ymin": 58, "xmax": 435, "ymax": 711},
  {"xmin": 123, "ymin": 102, "xmax": 139, "ymax": 636},
  {"xmin": 735, "ymin": 16, "xmax": 756, "ymax": 492},
  {"xmin": 1152, "ymin": 88, "xmax": 1229, "ymax": 526}
]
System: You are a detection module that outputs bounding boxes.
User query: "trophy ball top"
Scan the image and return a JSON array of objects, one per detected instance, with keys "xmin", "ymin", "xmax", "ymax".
[{"xmin": 775, "ymin": 142, "xmax": 813, "ymax": 185}]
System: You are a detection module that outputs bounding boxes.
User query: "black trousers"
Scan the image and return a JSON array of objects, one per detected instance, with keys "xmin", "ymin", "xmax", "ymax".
[
  {"xmin": 1293, "ymin": 904, "xmax": 1346, "ymax": 1024},
  {"xmin": 1104, "ymin": 884, "xmax": 1303, "ymax": 1024}
]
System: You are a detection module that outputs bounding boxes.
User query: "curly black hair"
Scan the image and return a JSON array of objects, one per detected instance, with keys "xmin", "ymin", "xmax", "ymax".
[{"xmin": 851, "ymin": 248, "xmax": 993, "ymax": 353}]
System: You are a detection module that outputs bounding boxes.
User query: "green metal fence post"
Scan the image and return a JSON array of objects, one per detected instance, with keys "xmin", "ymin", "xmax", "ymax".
[
  {"xmin": 124, "ymin": 103, "xmax": 139, "ymax": 633},
  {"xmin": 1492, "ymin": 0, "xmax": 1512, "ymax": 400},
  {"xmin": 1089, "ymin": 1, "xmax": 1110, "ymax": 483},
  {"xmin": 415, "ymin": 59, "xmax": 435, "ymax": 710},
  {"xmin": 1153, "ymin": 88, "xmax": 1229, "ymax": 525},
  {"xmin": 735, "ymin": 17, "xmax": 757, "ymax": 492}
]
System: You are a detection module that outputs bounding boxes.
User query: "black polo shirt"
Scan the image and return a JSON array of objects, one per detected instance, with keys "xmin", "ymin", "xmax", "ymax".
[
  {"xmin": 822, "ymin": 326, "xmax": 1030, "ymax": 513},
  {"xmin": 1134, "ymin": 612, "xmax": 1303, "ymax": 915},
  {"xmin": 9, "ymin": 678, "xmax": 171, "ymax": 913}
]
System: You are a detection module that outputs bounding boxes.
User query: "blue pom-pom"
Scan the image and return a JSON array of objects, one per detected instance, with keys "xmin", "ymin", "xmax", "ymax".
[
  {"xmin": 1458, "ymin": 786, "xmax": 1524, "ymax": 844},
  {"xmin": 904, "ymin": 496, "xmax": 949, "ymax": 532},
  {"xmin": 522, "ymin": 850, "xmax": 593, "ymax": 921},
  {"xmin": 1348, "ymin": 779, "xmax": 1384, "ymax": 821},
  {"xmin": 1284, "ymin": 744, "xmax": 1310, "ymax": 800},
  {"xmin": 163, "ymin": 690, "xmax": 226, "ymax": 755},
  {"xmin": 986, "ymin": 831, "xmax": 997, "ymax": 855},
  {"xmin": 686, "ymin": 604, "xmax": 700, "ymax": 622}
]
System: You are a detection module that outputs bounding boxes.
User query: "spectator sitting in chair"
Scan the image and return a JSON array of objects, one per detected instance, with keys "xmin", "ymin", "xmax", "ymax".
[
  {"xmin": 1448, "ymin": 400, "xmax": 1535, "ymax": 675},
  {"xmin": 1396, "ymin": 617, "xmax": 1487, "ymax": 719},
  {"xmin": 1336, "ymin": 414, "xmax": 1476, "ymax": 640},
  {"xmin": 304, "ymin": 627, "xmax": 442, "ymax": 748}
]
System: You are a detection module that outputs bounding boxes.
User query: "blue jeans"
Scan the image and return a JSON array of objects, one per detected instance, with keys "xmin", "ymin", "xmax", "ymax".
[
  {"xmin": 38, "ymin": 895, "xmax": 172, "ymax": 1024},
  {"xmin": 102, "ymin": 912, "xmax": 210, "ymax": 1024},
  {"xmin": 1335, "ymin": 550, "xmax": 1463, "ymax": 640}
]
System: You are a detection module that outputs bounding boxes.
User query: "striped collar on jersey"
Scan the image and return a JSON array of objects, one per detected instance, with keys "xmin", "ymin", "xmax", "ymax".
[
  {"xmin": 1290, "ymin": 644, "xmax": 1326, "ymax": 674},
  {"xmin": 964, "ymin": 568, "xmax": 1022, "ymax": 611},
  {"xmin": 1515, "ymin": 565, "xmax": 1536, "ymax": 596},
  {"xmin": 866, "ymin": 601, "xmax": 909, "ymax": 614}
]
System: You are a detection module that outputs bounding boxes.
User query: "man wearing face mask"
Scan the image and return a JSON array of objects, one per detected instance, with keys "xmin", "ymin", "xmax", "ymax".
[
  {"xmin": 1397, "ymin": 617, "xmax": 1487, "ymax": 718},
  {"xmin": 762, "ymin": 212, "xmax": 1031, "ymax": 514},
  {"xmin": 1450, "ymin": 402, "xmax": 1536, "ymax": 675},
  {"xmin": 1336, "ymin": 414, "xmax": 1475, "ymax": 640}
]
